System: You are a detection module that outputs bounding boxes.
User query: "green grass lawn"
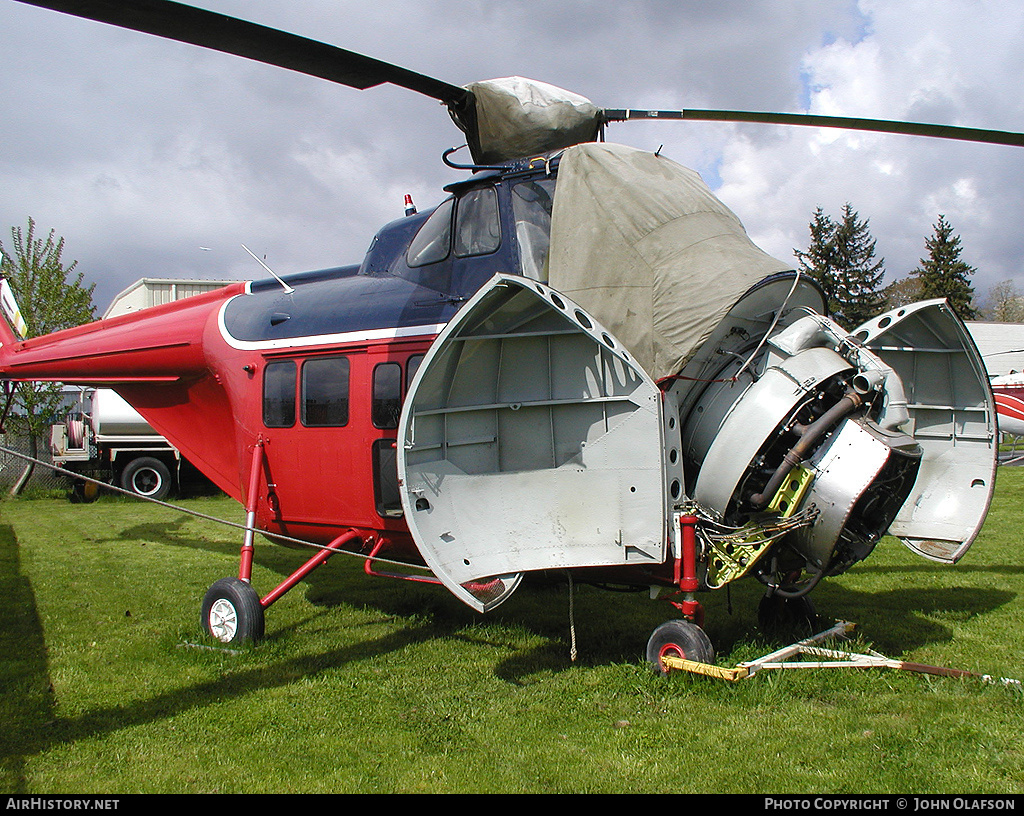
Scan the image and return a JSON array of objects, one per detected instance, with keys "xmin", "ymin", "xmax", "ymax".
[{"xmin": 1, "ymin": 470, "xmax": 1022, "ymax": 794}]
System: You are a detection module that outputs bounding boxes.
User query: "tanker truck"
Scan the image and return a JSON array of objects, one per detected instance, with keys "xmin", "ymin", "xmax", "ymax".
[
  {"xmin": 49, "ymin": 277, "xmax": 231, "ymax": 500},
  {"xmin": 51, "ymin": 386, "xmax": 185, "ymax": 500}
]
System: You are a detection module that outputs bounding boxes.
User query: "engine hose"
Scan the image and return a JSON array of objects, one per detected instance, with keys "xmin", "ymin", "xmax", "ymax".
[
  {"xmin": 748, "ymin": 389, "xmax": 863, "ymax": 510},
  {"xmin": 767, "ymin": 565, "xmax": 826, "ymax": 599}
]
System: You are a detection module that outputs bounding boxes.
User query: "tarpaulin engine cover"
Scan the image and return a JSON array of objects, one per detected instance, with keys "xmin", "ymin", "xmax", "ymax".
[{"xmin": 547, "ymin": 143, "xmax": 793, "ymax": 382}]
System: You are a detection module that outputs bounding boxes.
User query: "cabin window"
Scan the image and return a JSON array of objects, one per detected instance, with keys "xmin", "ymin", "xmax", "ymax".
[
  {"xmin": 372, "ymin": 362, "xmax": 402, "ymax": 429},
  {"xmin": 373, "ymin": 438, "xmax": 403, "ymax": 516},
  {"xmin": 512, "ymin": 178, "xmax": 556, "ymax": 281},
  {"xmin": 406, "ymin": 354, "xmax": 424, "ymax": 390},
  {"xmin": 301, "ymin": 356, "xmax": 350, "ymax": 427},
  {"xmin": 263, "ymin": 360, "xmax": 296, "ymax": 428},
  {"xmin": 407, "ymin": 197, "xmax": 454, "ymax": 267},
  {"xmin": 454, "ymin": 187, "xmax": 500, "ymax": 258}
]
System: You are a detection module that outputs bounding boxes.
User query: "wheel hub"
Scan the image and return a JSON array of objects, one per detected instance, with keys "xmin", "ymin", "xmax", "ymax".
[
  {"xmin": 208, "ymin": 598, "xmax": 238, "ymax": 642},
  {"xmin": 659, "ymin": 643, "xmax": 685, "ymax": 662},
  {"xmin": 132, "ymin": 469, "xmax": 162, "ymax": 496}
]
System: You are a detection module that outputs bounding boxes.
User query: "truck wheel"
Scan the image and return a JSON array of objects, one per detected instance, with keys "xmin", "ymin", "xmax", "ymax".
[
  {"xmin": 120, "ymin": 456, "xmax": 172, "ymax": 500},
  {"xmin": 70, "ymin": 479, "xmax": 100, "ymax": 503}
]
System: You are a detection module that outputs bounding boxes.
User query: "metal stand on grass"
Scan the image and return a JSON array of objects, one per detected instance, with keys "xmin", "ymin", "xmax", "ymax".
[{"xmin": 659, "ymin": 620, "xmax": 1022, "ymax": 687}]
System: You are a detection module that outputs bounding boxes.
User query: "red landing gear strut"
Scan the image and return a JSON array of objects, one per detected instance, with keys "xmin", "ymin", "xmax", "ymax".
[
  {"xmin": 646, "ymin": 514, "xmax": 715, "ymax": 673},
  {"xmin": 200, "ymin": 437, "xmax": 361, "ymax": 645},
  {"xmin": 672, "ymin": 514, "xmax": 704, "ymax": 627}
]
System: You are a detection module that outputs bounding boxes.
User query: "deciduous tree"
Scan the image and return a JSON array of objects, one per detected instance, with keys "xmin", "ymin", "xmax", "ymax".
[
  {"xmin": 982, "ymin": 279, "xmax": 1024, "ymax": 322},
  {"xmin": 0, "ymin": 218, "xmax": 95, "ymax": 494},
  {"xmin": 882, "ymin": 275, "xmax": 923, "ymax": 310}
]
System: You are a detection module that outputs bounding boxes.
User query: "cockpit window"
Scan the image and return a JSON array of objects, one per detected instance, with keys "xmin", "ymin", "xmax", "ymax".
[
  {"xmin": 454, "ymin": 187, "xmax": 500, "ymax": 258},
  {"xmin": 512, "ymin": 178, "xmax": 556, "ymax": 281},
  {"xmin": 406, "ymin": 197, "xmax": 454, "ymax": 268}
]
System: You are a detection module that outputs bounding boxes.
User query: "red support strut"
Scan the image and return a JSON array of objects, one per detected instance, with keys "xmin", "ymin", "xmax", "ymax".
[
  {"xmin": 674, "ymin": 514, "xmax": 704, "ymax": 627},
  {"xmin": 260, "ymin": 530, "xmax": 362, "ymax": 609},
  {"xmin": 364, "ymin": 537, "xmax": 442, "ymax": 585},
  {"xmin": 233, "ymin": 437, "xmax": 364, "ymax": 609},
  {"xmin": 238, "ymin": 437, "xmax": 265, "ymax": 582}
]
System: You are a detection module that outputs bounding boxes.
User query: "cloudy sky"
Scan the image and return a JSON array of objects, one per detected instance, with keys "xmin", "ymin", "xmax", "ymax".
[{"xmin": 1, "ymin": 0, "xmax": 1022, "ymax": 315}]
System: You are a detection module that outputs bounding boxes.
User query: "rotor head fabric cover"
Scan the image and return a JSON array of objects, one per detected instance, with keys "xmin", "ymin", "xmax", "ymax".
[
  {"xmin": 547, "ymin": 143, "xmax": 793, "ymax": 381},
  {"xmin": 463, "ymin": 77, "xmax": 602, "ymax": 164}
]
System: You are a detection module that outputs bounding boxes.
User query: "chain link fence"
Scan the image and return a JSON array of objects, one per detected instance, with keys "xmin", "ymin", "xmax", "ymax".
[{"xmin": 0, "ymin": 433, "xmax": 69, "ymax": 493}]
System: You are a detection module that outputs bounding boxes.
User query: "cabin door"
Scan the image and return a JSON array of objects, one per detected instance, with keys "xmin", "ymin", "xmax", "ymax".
[{"xmin": 398, "ymin": 275, "xmax": 668, "ymax": 612}]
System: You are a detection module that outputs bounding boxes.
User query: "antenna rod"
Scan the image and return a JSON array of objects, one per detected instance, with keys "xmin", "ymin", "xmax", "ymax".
[{"xmin": 242, "ymin": 244, "xmax": 294, "ymax": 294}]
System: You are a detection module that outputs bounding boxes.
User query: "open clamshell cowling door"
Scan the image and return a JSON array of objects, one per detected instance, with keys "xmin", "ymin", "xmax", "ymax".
[
  {"xmin": 852, "ymin": 299, "xmax": 997, "ymax": 563},
  {"xmin": 398, "ymin": 274, "xmax": 667, "ymax": 612}
]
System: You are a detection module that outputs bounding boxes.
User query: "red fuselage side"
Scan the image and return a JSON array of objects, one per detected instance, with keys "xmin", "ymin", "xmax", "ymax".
[{"xmin": 0, "ymin": 281, "xmax": 434, "ymax": 557}]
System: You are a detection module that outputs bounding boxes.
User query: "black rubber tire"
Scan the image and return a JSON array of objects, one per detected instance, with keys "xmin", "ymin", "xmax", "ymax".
[
  {"xmin": 69, "ymin": 479, "xmax": 100, "ymax": 503},
  {"xmin": 201, "ymin": 577, "xmax": 265, "ymax": 644},
  {"xmin": 120, "ymin": 456, "xmax": 172, "ymax": 500},
  {"xmin": 646, "ymin": 619, "xmax": 715, "ymax": 675},
  {"xmin": 757, "ymin": 593, "xmax": 819, "ymax": 637}
]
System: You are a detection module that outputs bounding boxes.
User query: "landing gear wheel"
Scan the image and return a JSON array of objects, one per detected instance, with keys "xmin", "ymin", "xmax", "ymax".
[
  {"xmin": 120, "ymin": 456, "xmax": 172, "ymax": 500},
  {"xmin": 201, "ymin": 577, "xmax": 265, "ymax": 645},
  {"xmin": 757, "ymin": 593, "xmax": 819, "ymax": 636},
  {"xmin": 646, "ymin": 619, "xmax": 715, "ymax": 675}
]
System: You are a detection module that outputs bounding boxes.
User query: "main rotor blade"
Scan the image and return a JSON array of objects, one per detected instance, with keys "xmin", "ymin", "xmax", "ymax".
[
  {"xmin": 14, "ymin": 0, "xmax": 471, "ymax": 107},
  {"xmin": 602, "ymin": 108, "xmax": 1024, "ymax": 148}
]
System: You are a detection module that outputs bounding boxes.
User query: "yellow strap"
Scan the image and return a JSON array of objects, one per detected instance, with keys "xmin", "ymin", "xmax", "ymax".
[{"xmin": 660, "ymin": 656, "xmax": 749, "ymax": 681}]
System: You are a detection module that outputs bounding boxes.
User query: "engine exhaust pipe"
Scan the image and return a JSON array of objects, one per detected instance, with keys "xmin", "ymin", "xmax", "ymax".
[
  {"xmin": 749, "ymin": 389, "xmax": 863, "ymax": 510},
  {"xmin": 852, "ymin": 368, "xmax": 886, "ymax": 395}
]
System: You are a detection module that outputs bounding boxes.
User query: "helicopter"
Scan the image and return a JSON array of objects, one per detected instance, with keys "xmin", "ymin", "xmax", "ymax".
[
  {"xmin": 0, "ymin": 0, "xmax": 1017, "ymax": 673},
  {"xmin": 991, "ymin": 373, "xmax": 1024, "ymax": 438}
]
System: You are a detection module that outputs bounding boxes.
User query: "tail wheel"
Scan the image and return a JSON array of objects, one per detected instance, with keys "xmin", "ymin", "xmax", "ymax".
[
  {"xmin": 646, "ymin": 619, "xmax": 714, "ymax": 675},
  {"xmin": 757, "ymin": 594, "xmax": 819, "ymax": 637},
  {"xmin": 201, "ymin": 577, "xmax": 265, "ymax": 644}
]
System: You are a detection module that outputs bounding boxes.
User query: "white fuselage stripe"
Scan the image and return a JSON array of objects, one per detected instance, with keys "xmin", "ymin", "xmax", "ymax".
[{"xmin": 216, "ymin": 295, "xmax": 444, "ymax": 351}]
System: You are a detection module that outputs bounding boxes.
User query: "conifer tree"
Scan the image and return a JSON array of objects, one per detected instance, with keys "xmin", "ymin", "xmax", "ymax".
[
  {"xmin": 912, "ymin": 215, "xmax": 978, "ymax": 321},
  {"xmin": 794, "ymin": 203, "xmax": 885, "ymax": 329},
  {"xmin": 794, "ymin": 207, "xmax": 838, "ymax": 311}
]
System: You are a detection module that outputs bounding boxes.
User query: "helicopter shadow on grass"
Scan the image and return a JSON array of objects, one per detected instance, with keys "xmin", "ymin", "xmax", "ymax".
[
  {"xmin": 99, "ymin": 512, "xmax": 704, "ymax": 663},
  {"xmin": 94, "ymin": 512, "xmax": 1019, "ymax": 680},
  {"xmin": 710, "ymin": 568, "xmax": 1018, "ymax": 661},
  {"xmin": 96, "ymin": 511, "xmax": 619, "ymax": 681},
  {"xmin": 107, "ymin": 512, "xmax": 693, "ymax": 681},
  {"xmin": 0, "ymin": 517, "xmax": 493, "ymax": 785},
  {"xmin": 2, "ymin": 511, "xmax": 675, "ymax": 782},
  {"xmin": 3, "ymin": 519, "xmax": 1016, "ymax": 786},
  {"xmin": 622, "ymin": 560, "xmax": 1019, "ymax": 669},
  {"xmin": 0, "ymin": 523, "xmax": 56, "ymax": 793},
  {"xmin": 810, "ymin": 581, "xmax": 1017, "ymax": 655}
]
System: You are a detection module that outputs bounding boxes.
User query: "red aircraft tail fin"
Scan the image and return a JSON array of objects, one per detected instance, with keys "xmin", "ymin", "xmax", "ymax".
[
  {"xmin": 0, "ymin": 275, "xmax": 28, "ymax": 346},
  {"xmin": 0, "ymin": 282, "xmax": 245, "ymax": 385}
]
